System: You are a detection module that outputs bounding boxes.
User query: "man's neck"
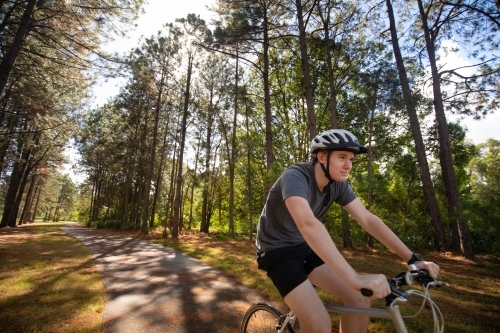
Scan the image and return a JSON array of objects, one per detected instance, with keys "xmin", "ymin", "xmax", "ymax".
[{"xmin": 314, "ymin": 163, "xmax": 330, "ymax": 192}]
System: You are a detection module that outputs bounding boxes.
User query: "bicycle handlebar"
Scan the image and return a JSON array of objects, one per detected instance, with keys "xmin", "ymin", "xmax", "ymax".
[{"xmin": 361, "ymin": 269, "xmax": 438, "ymax": 305}]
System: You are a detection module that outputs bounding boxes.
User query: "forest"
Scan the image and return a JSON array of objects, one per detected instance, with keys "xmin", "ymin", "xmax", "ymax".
[{"xmin": 0, "ymin": 0, "xmax": 499, "ymax": 261}]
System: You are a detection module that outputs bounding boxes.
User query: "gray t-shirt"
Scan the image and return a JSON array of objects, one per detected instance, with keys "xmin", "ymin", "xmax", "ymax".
[{"xmin": 256, "ymin": 162, "xmax": 357, "ymax": 253}]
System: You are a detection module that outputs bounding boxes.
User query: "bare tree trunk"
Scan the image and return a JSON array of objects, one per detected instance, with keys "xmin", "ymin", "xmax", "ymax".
[
  {"xmin": 317, "ymin": 0, "xmax": 338, "ymax": 128},
  {"xmin": 296, "ymin": 0, "xmax": 317, "ymax": 139},
  {"xmin": 200, "ymin": 82, "xmax": 214, "ymax": 234},
  {"xmin": 416, "ymin": 0, "xmax": 473, "ymax": 259},
  {"xmin": 366, "ymin": 71, "xmax": 380, "ymax": 248},
  {"xmin": 188, "ymin": 143, "xmax": 200, "ymax": 230},
  {"xmin": 244, "ymin": 89, "xmax": 254, "ymax": 240},
  {"xmin": 163, "ymin": 139, "xmax": 178, "ymax": 236},
  {"xmin": 342, "ymin": 209, "xmax": 353, "ymax": 249},
  {"xmin": 122, "ymin": 164, "xmax": 130, "ymax": 228},
  {"xmin": 228, "ymin": 53, "xmax": 239, "ymax": 238},
  {"xmin": 262, "ymin": 4, "xmax": 274, "ymax": 197},
  {"xmin": 150, "ymin": 131, "xmax": 169, "ymax": 229},
  {"xmin": 0, "ymin": 139, "xmax": 30, "ymax": 227},
  {"xmin": 141, "ymin": 73, "xmax": 164, "ymax": 233},
  {"xmin": 13, "ymin": 151, "xmax": 33, "ymax": 226},
  {"xmin": 386, "ymin": 0, "xmax": 446, "ymax": 252},
  {"xmin": 172, "ymin": 54, "xmax": 193, "ymax": 237},
  {"xmin": 31, "ymin": 181, "xmax": 42, "ymax": 223},
  {"xmin": 20, "ymin": 175, "xmax": 36, "ymax": 224},
  {"xmin": 89, "ymin": 180, "xmax": 95, "ymax": 224},
  {"xmin": 0, "ymin": 0, "xmax": 39, "ymax": 97}
]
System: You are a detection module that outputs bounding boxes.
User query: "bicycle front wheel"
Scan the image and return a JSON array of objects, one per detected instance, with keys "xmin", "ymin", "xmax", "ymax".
[{"xmin": 240, "ymin": 302, "xmax": 294, "ymax": 333}]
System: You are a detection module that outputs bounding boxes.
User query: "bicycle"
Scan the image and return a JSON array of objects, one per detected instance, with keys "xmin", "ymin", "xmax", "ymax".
[{"xmin": 240, "ymin": 269, "xmax": 448, "ymax": 333}]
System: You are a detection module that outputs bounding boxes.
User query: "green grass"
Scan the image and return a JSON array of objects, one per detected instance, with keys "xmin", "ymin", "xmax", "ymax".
[
  {"xmin": 0, "ymin": 222, "xmax": 105, "ymax": 333},
  {"xmin": 153, "ymin": 232, "xmax": 500, "ymax": 333},
  {"xmin": 1, "ymin": 223, "xmax": 499, "ymax": 332}
]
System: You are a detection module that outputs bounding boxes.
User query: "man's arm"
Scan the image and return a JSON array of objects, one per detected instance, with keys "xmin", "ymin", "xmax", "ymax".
[
  {"xmin": 343, "ymin": 198, "xmax": 440, "ymax": 278},
  {"xmin": 285, "ymin": 195, "xmax": 390, "ymax": 298}
]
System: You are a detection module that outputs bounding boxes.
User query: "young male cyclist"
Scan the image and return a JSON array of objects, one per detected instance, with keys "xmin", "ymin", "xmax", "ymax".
[{"xmin": 255, "ymin": 129, "xmax": 440, "ymax": 333}]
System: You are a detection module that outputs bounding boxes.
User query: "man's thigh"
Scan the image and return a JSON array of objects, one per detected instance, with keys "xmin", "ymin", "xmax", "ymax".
[{"xmin": 283, "ymin": 278, "xmax": 331, "ymax": 332}]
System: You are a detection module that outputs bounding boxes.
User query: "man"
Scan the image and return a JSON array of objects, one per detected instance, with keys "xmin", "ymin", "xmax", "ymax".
[{"xmin": 256, "ymin": 129, "xmax": 439, "ymax": 333}]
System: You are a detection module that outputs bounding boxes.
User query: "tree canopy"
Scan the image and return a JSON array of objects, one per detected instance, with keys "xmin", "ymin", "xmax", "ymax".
[{"xmin": 1, "ymin": 0, "xmax": 499, "ymax": 257}]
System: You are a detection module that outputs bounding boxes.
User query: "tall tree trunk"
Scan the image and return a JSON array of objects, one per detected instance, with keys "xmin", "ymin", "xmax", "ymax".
[
  {"xmin": 150, "ymin": 131, "xmax": 169, "ymax": 229},
  {"xmin": 31, "ymin": 181, "xmax": 42, "ymax": 223},
  {"xmin": 386, "ymin": 0, "xmax": 446, "ymax": 252},
  {"xmin": 20, "ymin": 174, "xmax": 37, "ymax": 225},
  {"xmin": 366, "ymin": 71, "xmax": 380, "ymax": 248},
  {"xmin": 149, "ymin": 162, "xmax": 162, "ymax": 229},
  {"xmin": 0, "ymin": 133, "xmax": 30, "ymax": 228},
  {"xmin": 172, "ymin": 54, "xmax": 193, "ymax": 237},
  {"xmin": 0, "ymin": 114, "xmax": 16, "ymax": 175},
  {"xmin": 122, "ymin": 162, "xmax": 130, "ymax": 228},
  {"xmin": 228, "ymin": 53, "xmax": 239, "ymax": 238},
  {"xmin": 11, "ymin": 148, "xmax": 33, "ymax": 226},
  {"xmin": 342, "ymin": 209, "xmax": 353, "ymax": 249},
  {"xmin": 88, "ymin": 180, "xmax": 95, "ymax": 225},
  {"xmin": 317, "ymin": 0, "xmax": 338, "ymax": 128},
  {"xmin": 244, "ymin": 89, "xmax": 254, "ymax": 240},
  {"xmin": 188, "ymin": 143, "xmax": 200, "ymax": 230},
  {"xmin": 163, "ymin": 139, "xmax": 178, "ymax": 236},
  {"xmin": 141, "ymin": 74, "xmax": 164, "ymax": 233},
  {"xmin": 0, "ymin": 0, "xmax": 40, "ymax": 97},
  {"xmin": 416, "ymin": 0, "xmax": 473, "ymax": 258},
  {"xmin": 262, "ymin": 4, "xmax": 274, "ymax": 196},
  {"xmin": 200, "ymin": 80, "xmax": 214, "ymax": 234},
  {"xmin": 296, "ymin": 0, "xmax": 317, "ymax": 139}
]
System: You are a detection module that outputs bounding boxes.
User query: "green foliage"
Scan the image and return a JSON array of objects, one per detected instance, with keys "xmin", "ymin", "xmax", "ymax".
[
  {"xmin": 464, "ymin": 139, "xmax": 500, "ymax": 253},
  {"xmin": 57, "ymin": 0, "xmax": 499, "ymax": 257}
]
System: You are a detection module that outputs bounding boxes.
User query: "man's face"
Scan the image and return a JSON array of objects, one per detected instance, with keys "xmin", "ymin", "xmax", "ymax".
[{"xmin": 320, "ymin": 150, "xmax": 355, "ymax": 182}]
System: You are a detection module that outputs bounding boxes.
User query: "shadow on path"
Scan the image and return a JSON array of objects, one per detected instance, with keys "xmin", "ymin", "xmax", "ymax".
[{"xmin": 61, "ymin": 223, "xmax": 277, "ymax": 333}]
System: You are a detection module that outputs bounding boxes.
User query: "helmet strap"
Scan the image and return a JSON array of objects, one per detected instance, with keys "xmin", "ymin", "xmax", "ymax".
[
  {"xmin": 319, "ymin": 151, "xmax": 334, "ymax": 206},
  {"xmin": 319, "ymin": 150, "xmax": 334, "ymax": 183}
]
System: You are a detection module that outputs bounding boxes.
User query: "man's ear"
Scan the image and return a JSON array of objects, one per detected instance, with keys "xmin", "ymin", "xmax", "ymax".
[{"xmin": 317, "ymin": 151, "xmax": 327, "ymax": 163}]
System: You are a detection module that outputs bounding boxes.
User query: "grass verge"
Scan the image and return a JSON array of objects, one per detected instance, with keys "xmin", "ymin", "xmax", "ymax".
[
  {"xmin": 1, "ymin": 223, "xmax": 499, "ymax": 332},
  {"xmin": 151, "ymin": 230, "xmax": 500, "ymax": 333},
  {"xmin": 0, "ymin": 222, "xmax": 105, "ymax": 333}
]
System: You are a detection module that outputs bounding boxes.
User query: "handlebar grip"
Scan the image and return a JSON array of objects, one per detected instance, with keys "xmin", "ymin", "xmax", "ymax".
[{"xmin": 361, "ymin": 288, "xmax": 373, "ymax": 297}]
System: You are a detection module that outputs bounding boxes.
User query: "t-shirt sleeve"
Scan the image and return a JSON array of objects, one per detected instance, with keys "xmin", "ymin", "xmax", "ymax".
[
  {"xmin": 280, "ymin": 167, "xmax": 310, "ymax": 201},
  {"xmin": 332, "ymin": 182, "xmax": 357, "ymax": 206}
]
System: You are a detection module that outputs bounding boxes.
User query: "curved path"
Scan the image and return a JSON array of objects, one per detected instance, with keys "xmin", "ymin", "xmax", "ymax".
[{"xmin": 61, "ymin": 223, "xmax": 277, "ymax": 333}]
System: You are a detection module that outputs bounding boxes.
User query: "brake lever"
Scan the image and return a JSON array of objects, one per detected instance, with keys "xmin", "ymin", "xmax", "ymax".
[
  {"xmin": 389, "ymin": 279, "xmax": 409, "ymax": 300},
  {"xmin": 361, "ymin": 279, "xmax": 409, "ymax": 307}
]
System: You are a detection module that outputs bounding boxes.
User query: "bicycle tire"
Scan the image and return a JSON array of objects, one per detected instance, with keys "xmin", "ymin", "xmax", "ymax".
[{"xmin": 240, "ymin": 302, "xmax": 294, "ymax": 333}]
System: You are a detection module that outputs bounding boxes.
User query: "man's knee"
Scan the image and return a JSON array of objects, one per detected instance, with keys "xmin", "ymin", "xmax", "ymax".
[{"xmin": 345, "ymin": 293, "xmax": 371, "ymax": 308}]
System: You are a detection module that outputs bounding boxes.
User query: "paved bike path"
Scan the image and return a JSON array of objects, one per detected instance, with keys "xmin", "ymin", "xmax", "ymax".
[{"xmin": 61, "ymin": 223, "xmax": 277, "ymax": 333}]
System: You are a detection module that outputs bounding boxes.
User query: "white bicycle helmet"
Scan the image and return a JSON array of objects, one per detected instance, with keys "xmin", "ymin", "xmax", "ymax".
[{"xmin": 310, "ymin": 129, "xmax": 367, "ymax": 155}]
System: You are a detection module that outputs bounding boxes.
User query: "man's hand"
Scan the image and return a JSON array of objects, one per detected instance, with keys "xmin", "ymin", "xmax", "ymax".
[
  {"xmin": 354, "ymin": 273, "xmax": 391, "ymax": 299},
  {"xmin": 416, "ymin": 261, "xmax": 440, "ymax": 278}
]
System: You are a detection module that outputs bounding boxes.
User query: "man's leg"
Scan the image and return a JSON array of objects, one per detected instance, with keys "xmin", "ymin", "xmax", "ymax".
[
  {"xmin": 284, "ymin": 278, "xmax": 332, "ymax": 333},
  {"xmin": 308, "ymin": 264, "xmax": 371, "ymax": 333}
]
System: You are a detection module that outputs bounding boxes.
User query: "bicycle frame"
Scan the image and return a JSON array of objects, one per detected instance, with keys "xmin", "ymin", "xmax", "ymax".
[
  {"xmin": 241, "ymin": 272, "xmax": 445, "ymax": 333},
  {"xmin": 279, "ymin": 300, "xmax": 410, "ymax": 333}
]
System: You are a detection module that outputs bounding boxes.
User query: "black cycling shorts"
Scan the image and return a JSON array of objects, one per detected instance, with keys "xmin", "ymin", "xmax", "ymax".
[{"xmin": 256, "ymin": 242, "xmax": 324, "ymax": 298}]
